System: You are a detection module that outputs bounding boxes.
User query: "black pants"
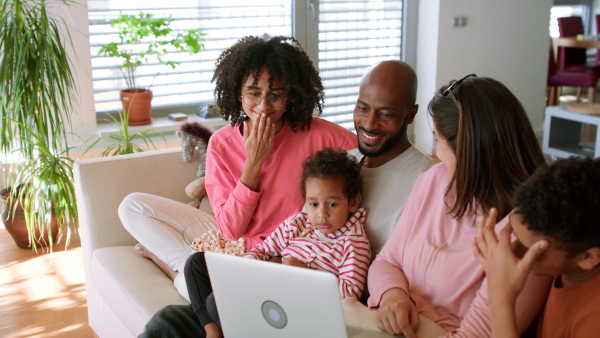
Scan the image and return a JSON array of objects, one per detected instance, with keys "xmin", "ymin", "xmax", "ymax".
[
  {"xmin": 184, "ymin": 251, "xmax": 221, "ymax": 329},
  {"xmin": 138, "ymin": 304, "xmax": 205, "ymax": 338}
]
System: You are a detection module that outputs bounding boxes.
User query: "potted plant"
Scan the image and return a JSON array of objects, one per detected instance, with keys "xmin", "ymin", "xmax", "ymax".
[
  {"xmin": 99, "ymin": 12, "xmax": 205, "ymax": 126},
  {"xmin": 2, "ymin": 121, "xmax": 76, "ymax": 250},
  {"xmin": 0, "ymin": 0, "xmax": 78, "ymax": 251},
  {"xmin": 82, "ymin": 111, "xmax": 167, "ymax": 157}
]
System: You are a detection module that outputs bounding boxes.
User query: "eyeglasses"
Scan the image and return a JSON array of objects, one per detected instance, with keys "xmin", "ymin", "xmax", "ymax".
[
  {"xmin": 240, "ymin": 92, "xmax": 287, "ymax": 108},
  {"xmin": 442, "ymin": 74, "xmax": 477, "ymax": 108}
]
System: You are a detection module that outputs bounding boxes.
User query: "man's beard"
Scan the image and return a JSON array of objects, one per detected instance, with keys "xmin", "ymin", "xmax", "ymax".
[{"xmin": 357, "ymin": 125, "xmax": 406, "ymax": 158}]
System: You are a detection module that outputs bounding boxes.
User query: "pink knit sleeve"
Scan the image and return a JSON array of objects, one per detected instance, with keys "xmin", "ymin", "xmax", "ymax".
[
  {"xmin": 366, "ymin": 234, "xmax": 411, "ymax": 307},
  {"xmin": 337, "ymin": 210, "xmax": 371, "ymax": 299},
  {"xmin": 366, "ymin": 186, "xmax": 419, "ymax": 308},
  {"xmin": 244, "ymin": 215, "xmax": 297, "ymax": 261},
  {"xmin": 446, "ymin": 248, "xmax": 552, "ymax": 337},
  {"xmin": 205, "ymin": 144, "xmax": 260, "ymax": 241}
]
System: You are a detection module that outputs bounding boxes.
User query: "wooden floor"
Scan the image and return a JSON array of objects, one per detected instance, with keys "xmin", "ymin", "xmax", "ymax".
[
  {"xmin": 0, "ymin": 126, "xmax": 184, "ymax": 338},
  {"xmin": 0, "ymin": 228, "xmax": 96, "ymax": 338}
]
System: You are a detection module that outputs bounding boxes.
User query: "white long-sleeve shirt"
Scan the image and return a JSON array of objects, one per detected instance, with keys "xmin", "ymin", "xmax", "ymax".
[{"xmin": 244, "ymin": 208, "xmax": 371, "ymax": 299}]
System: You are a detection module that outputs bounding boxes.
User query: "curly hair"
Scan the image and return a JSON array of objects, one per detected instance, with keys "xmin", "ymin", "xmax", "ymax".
[
  {"xmin": 212, "ymin": 36, "xmax": 324, "ymax": 131},
  {"xmin": 514, "ymin": 157, "xmax": 600, "ymax": 258},
  {"xmin": 428, "ymin": 76, "xmax": 545, "ymax": 220},
  {"xmin": 300, "ymin": 148, "xmax": 362, "ymax": 201}
]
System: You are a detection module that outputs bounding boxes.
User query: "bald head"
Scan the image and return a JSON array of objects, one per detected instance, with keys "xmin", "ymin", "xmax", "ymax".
[
  {"xmin": 354, "ymin": 60, "xmax": 419, "ymax": 167},
  {"xmin": 360, "ymin": 60, "xmax": 418, "ymax": 106}
]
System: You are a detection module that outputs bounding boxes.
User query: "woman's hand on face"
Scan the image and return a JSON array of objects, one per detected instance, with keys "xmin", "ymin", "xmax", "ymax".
[
  {"xmin": 282, "ymin": 257, "xmax": 309, "ymax": 269},
  {"xmin": 240, "ymin": 113, "xmax": 276, "ymax": 191},
  {"xmin": 243, "ymin": 113, "xmax": 275, "ymax": 167},
  {"xmin": 471, "ymin": 208, "xmax": 548, "ymax": 303},
  {"xmin": 375, "ymin": 288, "xmax": 419, "ymax": 338}
]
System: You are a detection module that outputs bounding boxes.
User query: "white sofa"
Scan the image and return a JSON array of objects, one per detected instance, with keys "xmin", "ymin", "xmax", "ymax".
[
  {"xmin": 74, "ymin": 148, "xmax": 198, "ymax": 338},
  {"xmin": 74, "ymin": 147, "xmax": 444, "ymax": 338}
]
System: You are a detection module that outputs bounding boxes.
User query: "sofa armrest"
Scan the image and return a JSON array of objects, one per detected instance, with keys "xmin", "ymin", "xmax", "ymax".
[{"xmin": 74, "ymin": 148, "xmax": 198, "ymax": 265}]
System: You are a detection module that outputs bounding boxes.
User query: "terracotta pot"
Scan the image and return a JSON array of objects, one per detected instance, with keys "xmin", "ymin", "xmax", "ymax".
[
  {"xmin": 120, "ymin": 89, "xmax": 153, "ymax": 126},
  {"xmin": 1, "ymin": 188, "xmax": 60, "ymax": 249}
]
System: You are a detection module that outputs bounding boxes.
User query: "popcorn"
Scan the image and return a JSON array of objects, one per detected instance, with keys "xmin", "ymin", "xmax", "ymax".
[{"xmin": 190, "ymin": 230, "xmax": 246, "ymax": 256}]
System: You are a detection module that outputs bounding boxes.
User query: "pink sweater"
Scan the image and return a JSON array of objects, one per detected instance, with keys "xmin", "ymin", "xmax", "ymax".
[
  {"xmin": 205, "ymin": 117, "xmax": 357, "ymax": 250},
  {"xmin": 244, "ymin": 208, "xmax": 371, "ymax": 299},
  {"xmin": 368, "ymin": 164, "xmax": 551, "ymax": 337}
]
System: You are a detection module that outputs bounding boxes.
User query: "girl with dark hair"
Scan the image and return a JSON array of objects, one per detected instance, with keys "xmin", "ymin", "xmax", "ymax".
[
  {"xmin": 118, "ymin": 36, "xmax": 356, "ymax": 301},
  {"xmin": 364, "ymin": 75, "xmax": 551, "ymax": 337}
]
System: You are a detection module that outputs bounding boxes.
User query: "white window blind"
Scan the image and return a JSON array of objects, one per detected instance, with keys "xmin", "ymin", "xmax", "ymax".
[
  {"xmin": 88, "ymin": 0, "xmax": 405, "ymax": 129},
  {"xmin": 318, "ymin": 0, "xmax": 403, "ymax": 130},
  {"xmin": 88, "ymin": 1, "xmax": 292, "ymax": 114}
]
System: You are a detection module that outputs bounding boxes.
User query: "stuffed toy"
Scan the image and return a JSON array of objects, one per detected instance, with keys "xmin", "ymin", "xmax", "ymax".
[
  {"xmin": 176, "ymin": 121, "xmax": 213, "ymax": 211},
  {"xmin": 177, "ymin": 122, "xmax": 245, "ymax": 254}
]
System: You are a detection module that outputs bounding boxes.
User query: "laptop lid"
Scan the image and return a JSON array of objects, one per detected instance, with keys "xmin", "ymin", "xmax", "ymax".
[{"xmin": 205, "ymin": 252, "xmax": 391, "ymax": 338}]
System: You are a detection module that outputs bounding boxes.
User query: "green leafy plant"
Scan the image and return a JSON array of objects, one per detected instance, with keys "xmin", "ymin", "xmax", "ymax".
[
  {"xmin": 82, "ymin": 111, "xmax": 167, "ymax": 157},
  {"xmin": 0, "ymin": 0, "xmax": 78, "ymax": 251},
  {"xmin": 99, "ymin": 12, "xmax": 206, "ymax": 90},
  {"xmin": 5, "ymin": 120, "xmax": 76, "ymax": 251}
]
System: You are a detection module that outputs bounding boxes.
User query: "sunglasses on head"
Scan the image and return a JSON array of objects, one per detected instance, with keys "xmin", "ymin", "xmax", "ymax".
[{"xmin": 442, "ymin": 74, "xmax": 477, "ymax": 108}]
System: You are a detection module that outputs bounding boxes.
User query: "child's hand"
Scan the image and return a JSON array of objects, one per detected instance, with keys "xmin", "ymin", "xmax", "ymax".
[
  {"xmin": 282, "ymin": 257, "xmax": 309, "ymax": 269},
  {"xmin": 471, "ymin": 208, "xmax": 548, "ymax": 302}
]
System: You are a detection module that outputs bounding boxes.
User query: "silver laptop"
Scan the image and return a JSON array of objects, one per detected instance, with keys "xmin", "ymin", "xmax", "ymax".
[{"xmin": 205, "ymin": 251, "xmax": 393, "ymax": 338}]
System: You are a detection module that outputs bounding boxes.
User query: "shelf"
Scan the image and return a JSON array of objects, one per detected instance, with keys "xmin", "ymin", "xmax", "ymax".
[
  {"xmin": 96, "ymin": 115, "xmax": 228, "ymax": 139},
  {"xmin": 543, "ymin": 105, "xmax": 600, "ymax": 159}
]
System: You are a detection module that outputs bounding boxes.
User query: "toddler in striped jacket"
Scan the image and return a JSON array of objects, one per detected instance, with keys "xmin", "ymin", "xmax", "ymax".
[{"xmin": 244, "ymin": 147, "xmax": 371, "ymax": 300}]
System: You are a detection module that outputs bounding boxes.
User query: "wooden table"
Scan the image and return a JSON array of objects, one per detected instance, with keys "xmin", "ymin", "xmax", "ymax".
[
  {"xmin": 550, "ymin": 37, "xmax": 600, "ymax": 105},
  {"xmin": 552, "ymin": 37, "xmax": 600, "ymax": 64}
]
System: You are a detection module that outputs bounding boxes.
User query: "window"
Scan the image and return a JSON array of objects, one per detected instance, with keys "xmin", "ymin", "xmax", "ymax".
[
  {"xmin": 549, "ymin": 5, "xmax": 589, "ymax": 38},
  {"xmin": 88, "ymin": 1, "xmax": 292, "ymax": 114},
  {"xmin": 88, "ymin": 0, "xmax": 405, "ymax": 130},
  {"xmin": 317, "ymin": 0, "xmax": 404, "ymax": 129}
]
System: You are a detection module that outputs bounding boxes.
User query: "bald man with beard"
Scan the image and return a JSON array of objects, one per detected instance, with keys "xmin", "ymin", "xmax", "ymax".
[
  {"xmin": 343, "ymin": 61, "xmax": 447, "ymax": 337},
  {"xmin": 349, "ymin": 60, "xmax": 434, "ymax": 258}
]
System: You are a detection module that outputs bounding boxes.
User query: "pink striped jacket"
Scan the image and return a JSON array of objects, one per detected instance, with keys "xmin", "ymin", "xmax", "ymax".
[{"xmin": 244, "ymin": 208, "xmax": 371, "ymax": 299}]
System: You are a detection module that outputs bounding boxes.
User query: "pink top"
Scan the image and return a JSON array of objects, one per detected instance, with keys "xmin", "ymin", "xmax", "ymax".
[
  {"xmin": 205, "ymin": 117, "xmax": 357, "ymax": 250},
  {"xmin": 368, "ymin": 164, "xmax": 551, "ymax": 337},
  {"xmin": 244, "ymin": 208, "xmax": 371, "ymax": 299}
]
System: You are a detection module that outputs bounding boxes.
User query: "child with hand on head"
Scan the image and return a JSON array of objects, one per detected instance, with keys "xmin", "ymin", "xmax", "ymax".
[
  {"xmin": 185, "ymin": 147, "xmax": 370, "ymax": 338},
  {"xmin": 472, "ymin": 157, "xmax": 600, "ymax": 338}
]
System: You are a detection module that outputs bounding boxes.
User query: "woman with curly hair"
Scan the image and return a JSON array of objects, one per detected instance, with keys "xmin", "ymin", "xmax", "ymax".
[{"xmin": 118, "ymin": 36, "xmax": 356, "ymax": 301}]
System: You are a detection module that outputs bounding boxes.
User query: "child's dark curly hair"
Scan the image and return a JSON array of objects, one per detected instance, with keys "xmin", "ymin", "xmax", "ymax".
[
  {"xmin": 300, "ymin": 148, "xmax": 362, "ymax": 201},
  {"xmin": 212, "ymin": 36, "xmax": 324, "ymax": 132},
  {"xmin": 514, "ymin": 157, "xmax": 600, "ymax": 258}
]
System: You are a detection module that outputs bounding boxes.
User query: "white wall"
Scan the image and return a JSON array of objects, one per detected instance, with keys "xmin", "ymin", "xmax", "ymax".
[
  {"xmin": 51, "ymin": 0, "xmax": 96, "ymax": 146},
  {"xmin": 413, "ymin": 0, "xmax": 554, "ymax": 155}
]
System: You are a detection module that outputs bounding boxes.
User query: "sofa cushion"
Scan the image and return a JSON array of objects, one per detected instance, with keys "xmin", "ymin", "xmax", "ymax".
[{"xmin": 92, "ymin": 246, "xmax": 189, "ymax": 335}]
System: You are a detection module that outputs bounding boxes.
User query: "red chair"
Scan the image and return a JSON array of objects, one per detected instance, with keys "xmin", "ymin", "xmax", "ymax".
[
  {"xmin": 557, "ymin": 16, "xmax": 600, "ymax": 73},
  {"xmin": 547, "ymin": 46, "xmax": 599, "ymax": 105},
  {"xmin": 596, "ymin": 14, "xmax": 600, "ymax": 65}
]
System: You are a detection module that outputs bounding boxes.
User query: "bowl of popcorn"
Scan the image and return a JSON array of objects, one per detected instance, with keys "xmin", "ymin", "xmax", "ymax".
[{"xmin": 182, "ymin": 223, "xmax": 246, "ymax": 256}]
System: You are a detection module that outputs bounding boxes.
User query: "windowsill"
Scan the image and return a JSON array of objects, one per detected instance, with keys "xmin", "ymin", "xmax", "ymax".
[{"xmin": 96, "ymin": 114, "xmax": 228, "ymax": 138}]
